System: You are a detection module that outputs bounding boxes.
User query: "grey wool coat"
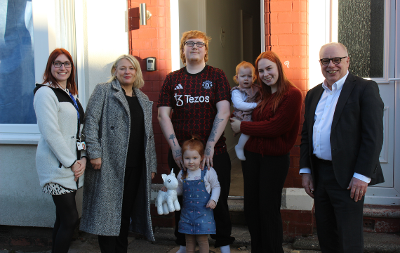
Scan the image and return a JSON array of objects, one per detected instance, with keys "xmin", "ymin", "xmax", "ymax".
[{"xmin": 80, "ymin": 79, "xmax": 157, "ymax": 241}]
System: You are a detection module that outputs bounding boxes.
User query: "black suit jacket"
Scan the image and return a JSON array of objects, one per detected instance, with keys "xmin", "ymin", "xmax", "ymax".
[{"xmin": 300, "ymin": 73, "xmax": 385, "ymax": 189}]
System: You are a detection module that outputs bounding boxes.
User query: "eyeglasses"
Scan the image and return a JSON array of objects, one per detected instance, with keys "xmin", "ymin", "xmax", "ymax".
[
  {"xmin": 184, "ymin": 41, "xmax": 205, "ymax": 48},
  {"xmin": 53, "ymin": 61, "xmax": 72, "ymax": 68},
  {"xmin": 320, "ymin": 56, "xmax": 348, "ymax": 66}
]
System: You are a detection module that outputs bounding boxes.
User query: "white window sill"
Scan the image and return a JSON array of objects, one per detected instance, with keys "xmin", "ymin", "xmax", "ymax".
[{"xmin": 0, "ymin": 133, "xmax": 40, "ymax": 145}]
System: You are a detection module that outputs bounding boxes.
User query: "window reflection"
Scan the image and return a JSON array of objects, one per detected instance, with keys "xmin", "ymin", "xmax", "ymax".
[{"xmin": 0, "ymin": 0, "xmax": 36, "ymax": 124}]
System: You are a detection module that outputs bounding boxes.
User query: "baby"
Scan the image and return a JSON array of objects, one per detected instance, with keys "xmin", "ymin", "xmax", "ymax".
[{"xmin": 231, "ymin": 61, "xmax": 259, "ymax": 160}]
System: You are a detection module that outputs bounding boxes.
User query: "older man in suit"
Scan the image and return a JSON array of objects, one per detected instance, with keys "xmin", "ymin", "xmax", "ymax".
[{"xmin": 300, "ymin": 42, "xmax": 384, "ymax": 253}]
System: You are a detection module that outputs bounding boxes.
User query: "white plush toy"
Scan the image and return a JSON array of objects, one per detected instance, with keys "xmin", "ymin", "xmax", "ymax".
[{"xmin": 156, "ymin": 169, "xmax": 181, "ymax": 215}]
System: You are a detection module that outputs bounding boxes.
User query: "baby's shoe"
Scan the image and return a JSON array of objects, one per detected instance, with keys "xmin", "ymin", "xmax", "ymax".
[{"xmin": 235, "ymin": 145, "xmax": 246, "ymax": 161}]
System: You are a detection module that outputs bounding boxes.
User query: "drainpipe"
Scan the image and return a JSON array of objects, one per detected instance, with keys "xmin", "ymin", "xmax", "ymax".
[{"xmin": 265, "ymin": 0, "xmax": 271, "ymax": 51}]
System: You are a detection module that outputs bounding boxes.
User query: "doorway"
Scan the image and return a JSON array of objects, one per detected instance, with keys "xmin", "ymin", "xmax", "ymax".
[
  {"xmin": 204, "ymin": 0, "xmax": 261, "ymax": 197},
  {"xmin": 176, "ymin": 0, "xmax": 261, "ymax": 196}
]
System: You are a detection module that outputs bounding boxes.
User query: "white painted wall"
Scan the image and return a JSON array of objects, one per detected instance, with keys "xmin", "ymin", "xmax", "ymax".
[
  {"xmin": 0, "ymin": 145, "xmax": 55, "ymax": 226},
  {"xmin": 308, "ymin": 0, "xmax": 329, "ymax": 89},
  {"xmin": 82, "ymin": 0, "xmax": 129, "ymax": 96}
]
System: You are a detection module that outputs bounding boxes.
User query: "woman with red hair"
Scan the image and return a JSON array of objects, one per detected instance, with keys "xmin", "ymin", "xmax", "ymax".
[
  {"xmin": 230, "ymin": 51, "xmax": 302, "ymax": 253},
  {"xmin": 33, "ymin": 48, "xmax": 86, "ymax": 253}
]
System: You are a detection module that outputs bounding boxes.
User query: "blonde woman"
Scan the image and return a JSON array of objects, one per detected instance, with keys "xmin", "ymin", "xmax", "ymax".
[{"xmin": 80, "ymin": 55, "xmax": 157, "ymax": 252}]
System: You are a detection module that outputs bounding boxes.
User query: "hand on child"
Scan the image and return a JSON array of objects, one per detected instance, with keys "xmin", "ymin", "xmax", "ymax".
[
  {"xmin": 202, "ymin": 144, "xmax": 214, "ymax": 170},
  {"xmin": 160, "ymin": 186, "xmax": 167, "ymax": 192},
  {"xmin": 172, "ymin": 147, "xmax": 184, "ymax": 170},
  {"xmin": 206, "ymin": 200, "xmax": 216, "ymax": 209}
]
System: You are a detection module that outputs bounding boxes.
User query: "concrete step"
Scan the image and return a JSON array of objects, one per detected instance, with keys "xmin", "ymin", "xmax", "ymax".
[{"xmin": 227, "ymin": 199, "xmax": 400, "ymax": 234}]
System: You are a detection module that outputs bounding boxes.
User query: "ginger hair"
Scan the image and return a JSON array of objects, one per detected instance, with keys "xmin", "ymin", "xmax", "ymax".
[
  {"xmin": 233, "ymin": 61, "xmax": 256, "ymax": 84},
  {"xmin": 181, "ymin": 135, "xmax": 204, "ymax": 179},
  {"xmin": 43, "ymin": 48, "xmax": 78, "ymax": 95},
  {"xmin": 180, "ymin": 30, "xmax": 211, "ymax": 64},
  {"xmin": 255, "ymin": 51, "xmax": 299, "ymax": 114}
]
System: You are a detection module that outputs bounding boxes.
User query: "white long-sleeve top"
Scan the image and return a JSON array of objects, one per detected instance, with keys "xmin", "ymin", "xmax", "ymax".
[
  {"xmin": 231, "ymin": 89, "xmax": 258, "ymax": 112},
  {"xmin": 176, "ymin": 168, "xmax": 221, "ymax": 204}
]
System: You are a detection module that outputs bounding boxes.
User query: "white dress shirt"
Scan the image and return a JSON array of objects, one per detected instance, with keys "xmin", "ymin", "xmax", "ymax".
[{"xmin": 300, "ymin": 71, "xmax": 370, "ymax": 183}]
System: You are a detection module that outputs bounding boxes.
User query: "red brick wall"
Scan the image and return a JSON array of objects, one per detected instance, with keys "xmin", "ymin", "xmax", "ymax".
[
  {"xmin": 128, "ymin": 0, "xmax": 172, "ymax": 183},
  {"xmin": 267, "ymin": 0, "xmax": 309, "ymax": 188}
]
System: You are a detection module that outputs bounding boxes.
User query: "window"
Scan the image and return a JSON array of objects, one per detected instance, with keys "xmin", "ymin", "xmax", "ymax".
[
  {"xmin": 0, "ymin": 0, "xmax": 36, "ymax": 124},
  {"xmin": 0, "ymin": 0, "xmax": 83, "ymax": 144},
  {"xmin": 338, "ymin": 0, "xmax": 385, "ymax": 78}
]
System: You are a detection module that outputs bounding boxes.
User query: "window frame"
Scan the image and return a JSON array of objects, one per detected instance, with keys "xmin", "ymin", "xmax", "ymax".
[{"xmin": 0, "ymin": 0, "xmax": 85, "ymax": 145}]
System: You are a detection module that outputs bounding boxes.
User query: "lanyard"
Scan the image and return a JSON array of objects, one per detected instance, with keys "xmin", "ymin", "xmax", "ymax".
[{"xmin": 68, "ymin": 91, "xmax": 80, "ymax": 125}]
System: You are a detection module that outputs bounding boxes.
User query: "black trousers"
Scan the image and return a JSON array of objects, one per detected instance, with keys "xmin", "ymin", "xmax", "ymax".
[
  {"xmin": 98, "ymin": 165, "xmax": 143, "ymax": 253},
  {"xmin": 241, "ymin": 150, "xmax": 290, "ymax": 253},
  {"xmin": 313, "ymin": 156, "xmax": 364, "ymax": 253},
  {"xmin": 168, "ymin": 150, "xmax": 235, "ymax": 247}
]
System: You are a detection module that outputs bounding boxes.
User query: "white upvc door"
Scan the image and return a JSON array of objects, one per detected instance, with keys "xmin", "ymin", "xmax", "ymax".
[
  {"xmin": 310, "ymin": 0, "xmax": 399, "ymax": 205},
  {"xmin": 394, "ymin": 0, "xmax": 400, "ymax": 206},
  {"xmin": 347, "ymin": 0, "xmax": 399, "ymax": 206},
  {"xmin": 366, "ymin": 0, "xmax": 397, "ymax": 204}
]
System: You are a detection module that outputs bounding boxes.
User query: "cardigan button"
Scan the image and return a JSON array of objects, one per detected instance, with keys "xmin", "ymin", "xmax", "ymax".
[{"xmin": 111, "ymin": 126, "xmax": 115, "ymax": 130}]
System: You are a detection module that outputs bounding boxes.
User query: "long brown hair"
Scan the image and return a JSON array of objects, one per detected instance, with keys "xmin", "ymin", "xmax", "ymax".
[
  {"xmin": 181, "ymin": 135, "xmax": 204, "ymax": 179},
  {"xmin": 43, "ymin": 48, "xmax": 78, "ymax": 95},
  {"xmin": 255, "ymin": 51, "xmax": 296, "ymax": 114}
]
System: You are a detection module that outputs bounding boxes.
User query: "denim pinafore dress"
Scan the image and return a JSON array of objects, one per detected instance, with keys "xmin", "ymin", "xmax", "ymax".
[{"xmin": 178, "ymin": 169, "xmax": 216, "ymax": 235}]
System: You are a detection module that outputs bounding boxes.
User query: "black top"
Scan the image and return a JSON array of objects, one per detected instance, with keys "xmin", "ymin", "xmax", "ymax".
[{"xmin": 125, "ymin": 95, "xmax": 145, "ymax": 167}]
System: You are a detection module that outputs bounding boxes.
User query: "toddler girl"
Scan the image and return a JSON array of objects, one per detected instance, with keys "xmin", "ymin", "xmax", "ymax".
[
  {"xmin": 176, "ymin": 136, "xmax": 222, "ymax": 253},
  {"xmin": 231, "ymin": 61, "xmax": 259, "ymax": 160}
]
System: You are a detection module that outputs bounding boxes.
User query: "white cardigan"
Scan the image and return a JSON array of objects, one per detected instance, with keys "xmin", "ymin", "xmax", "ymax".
[{"xmin": 34, "ymin": 85, "xmax": 85, "ymax": 189}]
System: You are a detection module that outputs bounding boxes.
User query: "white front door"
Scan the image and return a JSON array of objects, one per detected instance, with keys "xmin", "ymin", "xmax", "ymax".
[
  {"xmin": 339, "ymin": 0, "xmax": 399, "ymax": 205},
  {"xmin": 310, "ymin": 0, "xmax": 399, "ymax": 205}
]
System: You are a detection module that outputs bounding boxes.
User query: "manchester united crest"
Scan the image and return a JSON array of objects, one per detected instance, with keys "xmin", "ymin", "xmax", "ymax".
[{"xmin": 202, "ymin": 80, "xmax": 213, "ymax": 89}]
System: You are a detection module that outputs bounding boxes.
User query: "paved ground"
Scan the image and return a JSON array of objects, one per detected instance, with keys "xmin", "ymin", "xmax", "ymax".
[
  {"xmin": 1, "ymin": 225, "xmax": 399, "ymax": 253},
  {"xmin": 0, "ymin": 226, "xmax": 315, "ymax": 253}
]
